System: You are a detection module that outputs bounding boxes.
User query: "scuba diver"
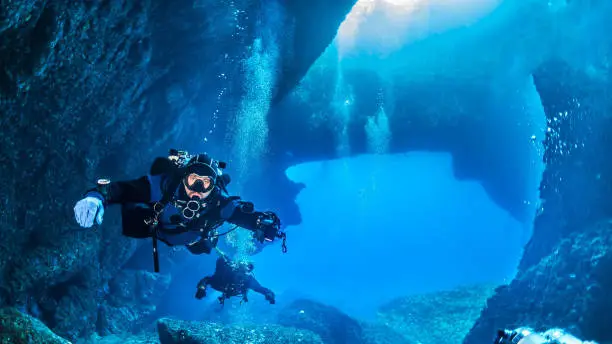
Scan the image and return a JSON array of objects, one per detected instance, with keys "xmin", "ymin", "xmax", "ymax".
[
  {"xmin": 195, "ymin": 250, "xmax": 275, "ymax": 305},
  {"xmin": 73, "ymin": 149, "xmax": 286, "ymax": 272}
]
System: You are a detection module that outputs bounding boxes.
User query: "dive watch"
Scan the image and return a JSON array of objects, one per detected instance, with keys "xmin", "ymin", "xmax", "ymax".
[{"xmin": 96, "ymin": 178, "xmax": 111, "ymax": 201}]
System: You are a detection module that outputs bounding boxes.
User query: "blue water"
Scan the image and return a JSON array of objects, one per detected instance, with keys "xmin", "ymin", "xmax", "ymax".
[
  {"xmin": 254, "ymin": 152, "xmax": 528, "ymax": 319},
  {"xmin": 157, "ymin": 0, "xmax": 561, "ymax": 323}
]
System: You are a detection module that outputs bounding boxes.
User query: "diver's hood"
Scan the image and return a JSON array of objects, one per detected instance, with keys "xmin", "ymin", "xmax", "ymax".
[
  {"xmin": 187, "ymin": 162, "xmax": 217, "ymax": 179},
  {"xmin": 186, "ymin": 154, "xmax": 219, "ymax": 179}
]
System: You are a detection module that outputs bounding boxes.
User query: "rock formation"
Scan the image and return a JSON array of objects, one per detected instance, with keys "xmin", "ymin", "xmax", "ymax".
[
  {"xmin": 157, "ymin": 317, "xmax": 324, "ymax": 344},
  {"xmin": 0, "ymin": 307, "xmax": 71, "ymax": 344},
  {"xmin": 378, "ymin": 284, "xmax": 496, "ymax": 344},
  {"xmin": 464, "ymin": 61, "xmax": 612, "ymax": 343}
]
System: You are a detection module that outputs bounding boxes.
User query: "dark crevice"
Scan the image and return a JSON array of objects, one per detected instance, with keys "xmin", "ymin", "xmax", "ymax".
[
  {"xmin": 21, "ymin": 4, "xmax": 56, "ymax": 76},
  {"xmin": 0, "ymin": 67, "xmax": 17, "ymax": 99},
  {"xmin": 38, "ymin": 273, "xmax": 86, "ymax": 329}
]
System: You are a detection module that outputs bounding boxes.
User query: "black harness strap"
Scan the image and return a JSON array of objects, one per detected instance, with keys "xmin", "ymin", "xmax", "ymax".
[
  {"xmin": 152, "ymin": 232, "xmax": 160, "ymax": 272},
  {"xmin": 149, "ymin": 175, "xmax": 182, "ymax": 273}
]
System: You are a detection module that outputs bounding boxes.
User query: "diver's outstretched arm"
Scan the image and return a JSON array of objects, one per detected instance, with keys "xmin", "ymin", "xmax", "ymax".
[
  {"xmin": 76, "ymin": 175, "xmax": 157, "ymax": 228},
  {"xmin": 248, "ymin": 276, "xmax": 275, "ymax": 303},
  {"xmin": 197, "ymin": 276, "xmax": 211, "ymax": 288},
  {"xmin": 248, "ymin": 278, "xmax": 269, "ymax": 295},
  {"xmin": 195, "ymin": 276, "xmax": 211, "ymax": 299},
  {"xmin": 218, "ymin": 197, "xmax": 281, "ymax": 243},
  {"xmin": 86, "ymin": 176, "xmax": 154, "ymax": 205}
]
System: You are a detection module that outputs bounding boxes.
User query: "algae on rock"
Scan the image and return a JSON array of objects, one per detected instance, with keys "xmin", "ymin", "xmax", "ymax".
[
  {"xmin": 378, "ymin": 284, "xmax": 497, "ymax": 344},
  {"xmin": 277, "ymin": 298, "xmax": 365, "ymax": 344},
  {"xmin": 157, "ymin": 318, "xmax": 324, "ymax": 344},
  {"xmin": 0, "ymin": 307, "xmax": 71, "ymax": 344},
  {"xmin": 465, "ymin": 220, "xmax": 612, "ymax": 344}
]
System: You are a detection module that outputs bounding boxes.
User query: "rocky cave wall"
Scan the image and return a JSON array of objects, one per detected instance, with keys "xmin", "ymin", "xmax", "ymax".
[
  {"xmin": 0, "ymin": 0, "xmax": 356, "ymax": 340},
  {"xmin": 463, "ymin": 60, "xmax": 612, "ymax": 343}
]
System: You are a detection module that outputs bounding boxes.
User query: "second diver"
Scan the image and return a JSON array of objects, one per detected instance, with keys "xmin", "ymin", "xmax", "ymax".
[{"xmin": 195, "ymin": 252, "xmax": 275, "ymax": 305}]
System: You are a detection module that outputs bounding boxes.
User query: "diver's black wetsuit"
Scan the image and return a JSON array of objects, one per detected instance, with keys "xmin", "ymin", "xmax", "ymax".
[
  {"xmin": 87, "ymin": 173, "xmax": 281, "ymax": 255},
  {"xmin": 196, "ymin": 256, "xmax": 275, "ymax": 304}
]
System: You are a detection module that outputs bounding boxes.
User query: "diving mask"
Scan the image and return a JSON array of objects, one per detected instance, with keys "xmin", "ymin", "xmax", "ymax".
[{"xmin": 184, "ymin": 173, "xmax": 214, "ymax": 193}]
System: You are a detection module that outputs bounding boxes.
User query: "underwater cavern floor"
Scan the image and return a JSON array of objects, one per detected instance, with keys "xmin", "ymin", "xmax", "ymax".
[{"xmin": 0, "ymin": 283, "xmax": 496, "ymax": 344}]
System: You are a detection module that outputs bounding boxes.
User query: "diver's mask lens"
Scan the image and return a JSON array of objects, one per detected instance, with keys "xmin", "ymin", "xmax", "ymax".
[{"xmin": 185, "ymin": 174, "xmax": 213, "ymax": 193}]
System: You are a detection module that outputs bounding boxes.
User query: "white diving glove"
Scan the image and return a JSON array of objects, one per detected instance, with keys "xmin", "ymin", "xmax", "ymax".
[{"xmin": 74, "ymin": 196, "xmax": 104, "ymax": 228}]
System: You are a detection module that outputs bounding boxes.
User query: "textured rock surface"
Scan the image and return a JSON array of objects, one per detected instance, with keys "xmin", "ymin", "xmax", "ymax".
[
  {"xmin": 464, "ymin": 61, "xmax": 612, "ymax": 344},
  {"xmin": 0, "ymin": 307, "xmax": 70, "ymax": 344},
  {"xmin": 97, "ymin": 269, "xmax": 172, "ymax": 335},
  {"xmin": 80, "ymin": 332, "xmax": 160, "ymax": 344},
  {"xmin": 378, "ymin": 284, "xmax": 496, "ymax": 344},
  {"xmin": 272, "ymin": 1, "xmax": 356, "ymax": 103},
  {"xmin": 160, "ymin": 295, "xmax": 408, "ymax": 344},
  {"xmin": 465, "ymin": 220, "xmax": 612, "ymax": 344},
  {"xmin": 277, "ymin": 299, "xmax": 365, "ymax": 344},
  {"xmin": 519, "ymin": 60, "xmax": 612, "ymax": 271},
  {"xmin": 275, "ymin": 298, "xmax": 412, "ymax": 344},
  {"xmin": 0, "ymin": 1, "xmax": 185, "ymax": 339},
  {"xmin": 157, "ymin": 318, "xmax": 323, "ymax": 344},
  {"xmin": 360, "ymin": 322, "xmax": 412, "ymax": 344}
]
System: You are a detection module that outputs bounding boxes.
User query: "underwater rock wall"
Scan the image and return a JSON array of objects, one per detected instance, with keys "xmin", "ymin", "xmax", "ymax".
[
  {"xmin": 0, "ymin": 307, "xmax": 71, "ymax": 344},
  {"xmin": 519, "ymin": 60, "xmax": 612, "ymax": 271},
  {"xmin": 378, "ymin": 284, "xmax": 496, "ymax": 344},
  {"xmin": 464, "ymin": 61, "xmax": 612, "ymax": 343},
  {"xmin": 0, "ymin": 2, "xmax": 164, "ymax": 340},
  {"xmin": 0, "ymin": 0, "xmax": 356, "ymax": 340},
  {"xmin": 465, "ymin": 220, "xmax": 612, "ymax": 343}
]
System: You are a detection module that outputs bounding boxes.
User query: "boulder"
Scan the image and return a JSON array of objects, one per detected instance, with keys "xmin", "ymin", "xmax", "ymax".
[
  {"xmin": 378, "ymin": 284, "xmax": 495, "ymax": 344},
  {"xmin": 157, "ymin": 318, "xmax": 323, "ymax": 344},
  {"xmin": 360, "ymin": 322, "xmax": 412, "ymax": 344},
  {"xmin": 464, "ymin": 220, "xmax": 612, "ymax": 344},
  {"xmin": 80, "ymin": 332, "xmax": 160, "ymax": 344},
  {"xmin": 0, "ymin": 307, "xmax": 70, "ymax": 344},
  {"xmin": 277, "ymin": 299, "xmax": 364, "ymax": 344},
  {"xmin": 97, "ymin": 269, "xmax": 172, "ymax": 335}
]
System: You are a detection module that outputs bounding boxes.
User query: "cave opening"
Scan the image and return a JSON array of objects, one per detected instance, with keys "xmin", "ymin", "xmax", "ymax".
[{"xmin": 243, "ymin": 0, "xmax": 549, "ymax": 320}]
